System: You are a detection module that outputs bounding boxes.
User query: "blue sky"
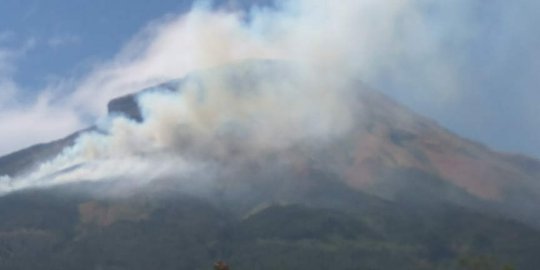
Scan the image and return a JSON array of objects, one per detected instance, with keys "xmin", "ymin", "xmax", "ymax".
[
  {"xmin": 0, "ymin": 0, "xmax": 193, "ymax": 91},
  {"xmin": 0, "ymin": 0, "xmax": 539, "ymax": 159}
]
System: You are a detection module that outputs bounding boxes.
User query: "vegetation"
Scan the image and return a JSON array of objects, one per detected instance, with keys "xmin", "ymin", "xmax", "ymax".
[
  {"xmin": 0, "ymin": 186, "xmax": 534, "ymax": 270},
  {"xmin": 458, "ymin": 256, "xmax": 516, "ymax": 270}
]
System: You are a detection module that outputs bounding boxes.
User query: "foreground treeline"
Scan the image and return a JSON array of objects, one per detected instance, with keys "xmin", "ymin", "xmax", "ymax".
[{"xmin": 0, "ymin": 186, "xmax": 536, "ymax": 270}]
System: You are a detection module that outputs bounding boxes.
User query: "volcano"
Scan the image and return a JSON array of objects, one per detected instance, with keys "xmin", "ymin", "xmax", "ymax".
[{"xmin": 0, "ymin": 61, "xmax": 539, "ymax": 270}]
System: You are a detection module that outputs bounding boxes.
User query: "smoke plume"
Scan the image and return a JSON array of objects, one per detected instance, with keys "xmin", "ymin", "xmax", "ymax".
[{"xmin": 2, "ymin": 0, "xmax": 539, "ymax": 193}]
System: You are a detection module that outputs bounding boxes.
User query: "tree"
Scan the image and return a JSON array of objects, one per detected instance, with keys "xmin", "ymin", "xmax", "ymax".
[{"xmin": 458, "ymin": 256, "xmax": 515, "ymax": 270}]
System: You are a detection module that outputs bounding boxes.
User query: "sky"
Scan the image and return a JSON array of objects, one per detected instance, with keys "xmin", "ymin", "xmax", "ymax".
[{"xmin": 0, "ymin": 0, "xmax": 539, "ymax": 159}]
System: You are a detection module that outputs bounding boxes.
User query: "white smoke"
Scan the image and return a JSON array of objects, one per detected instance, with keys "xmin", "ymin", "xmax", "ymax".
[
  {"xmin": 1, "ymin": 58, "xmax": 357, "ymax": 194},
  {"xmin": 64, "ymin": 0, "xmax": 454, "ymax": 119},
  {"xmin": 4, "ymin": 0, "xmax": 536, "ymax": 193}
]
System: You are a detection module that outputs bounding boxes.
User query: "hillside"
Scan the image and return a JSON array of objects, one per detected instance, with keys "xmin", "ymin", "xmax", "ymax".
[
  {"xmin": 0, "ymin": 178, "xmax": 537, "ymax": 270},
  {"xmin": 0, "ymin": 61, "xmax": 539, "ymax": 269}
]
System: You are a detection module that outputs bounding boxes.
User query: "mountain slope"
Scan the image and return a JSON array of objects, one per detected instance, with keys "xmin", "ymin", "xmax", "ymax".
[
  {"xmin": 0, "ymin": 61, "xmax": 539, "ymax": 269},
  {"xmin": 95, "ymin": 61, "xmax": 540, "ymax": 226},
  {"xmin": 0, "ymin": 183, "xmax": 537, "ymax": 270},
  {"xmin": 1, "ymin": 61, "xmax": 539, "ymax": 225},
  {"xmin": 0, "ymin": 131, "xmax": 83, "ymax": 178},
  {"xmin": 344, "ymin": 88, "xmax": 540, "ymax": 225}
]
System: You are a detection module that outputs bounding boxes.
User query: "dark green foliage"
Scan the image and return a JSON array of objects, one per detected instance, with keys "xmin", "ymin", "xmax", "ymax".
[
  {"xmin": 0, "ymin": 187, "xmax": 535, "ymax": 270},
  {"xmin": 458, "ymin": 256, "xmax": 516, "ymax": 270}
]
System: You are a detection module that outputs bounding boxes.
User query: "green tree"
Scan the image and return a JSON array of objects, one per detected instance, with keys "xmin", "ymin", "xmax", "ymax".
[{"xmin": 459, "ymin": 256, "xmax": 515, "ymax": 270}]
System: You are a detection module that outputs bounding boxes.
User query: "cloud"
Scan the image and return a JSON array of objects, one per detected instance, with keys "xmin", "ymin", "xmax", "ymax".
[
  {"xmin": 0, "ymin": 38, "xmax": 84, "ymax": 156},
  {"xmin": 0, "ymin": 80, "xmax": 83, "ymax": 156}
]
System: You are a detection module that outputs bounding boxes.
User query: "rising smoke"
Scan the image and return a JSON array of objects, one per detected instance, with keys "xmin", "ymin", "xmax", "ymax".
[
  {"xmin": 0, "ymin": 60, "xmax": 359, "ymax": 193},
  {"xmin": 1, "ymin": 0, "xmax": 379, "ymax": 193},
  {"xmin": 2, "ymin": 0, "xmax": 537, "ymax": 194}
]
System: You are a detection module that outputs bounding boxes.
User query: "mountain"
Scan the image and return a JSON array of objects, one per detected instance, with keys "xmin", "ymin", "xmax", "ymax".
[
  {"xmin": 104, "ymin": 62, "xmax": 540, "ymax": 227},
  {"xmin": 0, "ymin": 61, "xmax": 539, "ymax": 269}
]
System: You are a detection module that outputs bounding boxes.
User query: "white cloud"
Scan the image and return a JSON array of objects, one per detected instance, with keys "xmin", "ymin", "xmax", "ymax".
[{"xmin": 0, "ymin": 40, "xmax": 83, "ymax": 156}]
